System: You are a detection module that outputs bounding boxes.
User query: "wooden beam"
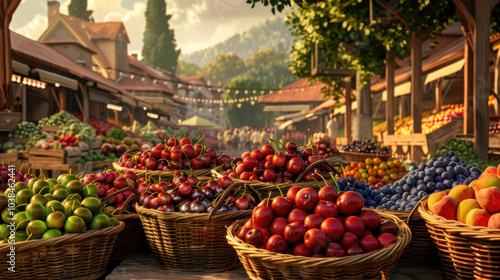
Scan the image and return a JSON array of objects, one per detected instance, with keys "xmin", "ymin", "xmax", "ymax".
[
  {"xmin": 21, "ymin": 84, "xmax": 26, "ymax": 121},
  {"xmin": 375, "ymin": 0, "xmax": 408, "ymax": 29},
  {"xmin": 474, "ymin": 0, "xmax": 491, "ymax": 159},
  {"xmin": 74, "ymin": 91, "xmax": 84, "ymax": 117},
  {"xmin": 386, "ymin": 53, "xmax": 395, "ymax": 135},
  {"xmin": 410, "ymin": 32, "xmax": 423, "ymax": 134},
  {"xmin": 435, "ymin": 79, "xmax": 443, "ymax": 113},
  {"xmin": 453, "ymin": 0, "xmax": 476, "ymax": 31},
  {"xmin": 344, "ymin": 76, "xmax": 352, "ymax": 143},
  {"xmin": 78, "ymin": 83, "xmax": 90, "ymax": 123},
  {"xmin": 50, "ymin": 87, "xmax": 61, "ymax": 111},
  {"xmin": 495, "ymin": 49, "xmax": 500, "ymax": 115}
]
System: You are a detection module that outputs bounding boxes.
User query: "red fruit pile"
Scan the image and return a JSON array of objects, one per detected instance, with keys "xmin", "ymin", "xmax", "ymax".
[
  {"xmin": 82, "ymin": 169, "xmax": 139, "ymax": 213},
  {"xmin": 116, "ymin": 137, "xmax": 231, "ymax": 171},
  {"xmin": 221, "ymin": 141, "xmax": 334, "ymax": 183},
  {"xmin": 313, "ymin": 133, "xmax": 338, "ymax": 157},
  {"xmin": 57, "ymin": 135, "xmax": 78, "ymax": 147},
  {"xmin": 238, "ymin": 186, "xmax": 399, "ymax": 257},
  {"xmin": 137, "ymin": 172, "xmax": 255, "ymax": 213}
]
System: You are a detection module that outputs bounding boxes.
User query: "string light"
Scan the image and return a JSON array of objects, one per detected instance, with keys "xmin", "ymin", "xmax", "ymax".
[{"xmin": 107, "ymin": 104, "xmax": 123, "ymax": 111}]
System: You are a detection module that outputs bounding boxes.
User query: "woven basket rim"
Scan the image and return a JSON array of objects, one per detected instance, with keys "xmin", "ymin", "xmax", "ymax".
[
  {"xmin": 112, "ymin": 162, "xmax": 213, "ymax": 176},
  {"xmin": 226, "ymin": 212, "xmax": 411, "ymax": 267},
  {"xmin": 0, "ymin": 221, "xmax": 125, "ymax": 251},
  {"xmin": 418, "ymin": 196, "xmax": 500, "ymax": 238},
  {"xmin": 338, "ymin": 150, "xmax": 392, "ymax": 158},
  {"xmin": 136, "ymin": 203, "xmax": 253, "ymax": 222}
]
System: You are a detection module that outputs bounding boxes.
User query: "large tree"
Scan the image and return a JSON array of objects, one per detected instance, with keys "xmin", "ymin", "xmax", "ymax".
[
  {"xmin": 142, "ymin": 0, "xmax": 180, "ymax": 72},
  {"xmin": 68, "ymin": 0, "xmax": 92, "ymax": 21},
  {"xmin": 224, "ymin": 76, "xmax": 265, "ymax": 128},
  {"xmin": 177, "ymin": 60, "xmax": 202, "ymax": 77},
  {"xmin": 203, "ymin": 53, "xmax": 246, "ymax": 85}
]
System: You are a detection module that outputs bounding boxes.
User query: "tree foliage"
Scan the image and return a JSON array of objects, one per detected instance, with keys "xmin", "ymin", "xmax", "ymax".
[
  {"xmin": 68, "ymin": 0, "xmax": 92, "ymax": 21},
  {"xmin": 224, "ymin": 76, "xmax": 265, "ymax": 128},
  {"xmin": 245, "ymin": 48, "xmax": 286, "ymax": 69},
  {"xmin": 177, "ymin": 60, "xmax": 202, "ymax": 77},
  {"xmin": 203, "ymin": 53, "xmax": 246, "ymax": 86},
  {"xmin": 247, "ymin": 0, "xmax": 455, "ymax": 98},
  {"xmin": 142, "ymin": 0, "xmax": 180, "ymax": 72}
]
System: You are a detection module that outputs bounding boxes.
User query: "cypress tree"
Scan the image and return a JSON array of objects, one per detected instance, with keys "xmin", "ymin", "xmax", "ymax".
[
  {"xmin": 142, "ymin": 0, "xmax": 180, "ymax": 72},
  {"xmin": 68, "ymin": 0, "xmax": 93, "ymax": 21}
]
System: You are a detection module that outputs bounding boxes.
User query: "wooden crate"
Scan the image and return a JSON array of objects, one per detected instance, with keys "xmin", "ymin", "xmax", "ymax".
[
  {"xmin": 0, "ymin": 152, "xmax": 19, "ymax": 163},
  {"xmin": 18, "ymin": 150, "xmax": 29, "ymax": 160},
  {"xmin": 28, "ymin": 148, "xmax": 65, "ymax": 158},
  {"xmin": 11, "ymin": 138, "xmax": 29, "ymax": 144},
  {"xmin": 41, "ymin": 126, "xmax": 63, "ymax": 133},
  {"xmin": 90, "ymin": 159, "xmax": 113, "ymax": 171},
  {"xmin": 90, "ymin": 142, "xmax": 102, "ymax": 154}
]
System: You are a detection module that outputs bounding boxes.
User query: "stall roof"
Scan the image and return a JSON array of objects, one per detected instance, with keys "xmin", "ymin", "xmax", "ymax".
[
  {"xmin": 259, "ymin": 78, "xmax": 326, "ymax": 104},
  {"xmin": 118, "ymin": 77, "xmax": 175, "ymax": 95},
  {"xmin": 371, "ymin": 37, "xmax": 465, "ymax": 93}
]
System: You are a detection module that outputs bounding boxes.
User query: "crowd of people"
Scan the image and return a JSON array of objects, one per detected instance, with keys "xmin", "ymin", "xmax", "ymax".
[{"xmin": 217, "ymin": 127, "xmax": 275, "ymax": 151}]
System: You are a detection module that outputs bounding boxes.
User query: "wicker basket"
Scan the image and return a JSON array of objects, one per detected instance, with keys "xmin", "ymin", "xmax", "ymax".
[
  {"xmin": 418, "ymin": 195, "xmax": 500, "ymax": 279},
  {"xmin": 136, "ymin": 183, "xmax": 261, "ymax": 272},
  {"xmin": 0, "ymin": 221, "xmax": 125, "ymax": 280},
  {"xmin": 375, "ymin": 207, "xmax": 438, "ymax": 267},
  {"xmin": 227, "ymin": 212, "xmax": 411, "ymax": 280},
  {"xmin": 100, "ymin": 187, "xmax": 150, "ymax": 262},
  {"xmin": 212, "ymin": 159, "xmax": 343, "ymax": 197},
  {"xmin": 339, "ymin": 151, "xmax": 391, "ymax": 163}
]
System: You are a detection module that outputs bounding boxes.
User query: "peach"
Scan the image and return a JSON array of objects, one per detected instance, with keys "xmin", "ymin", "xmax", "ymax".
[
  {"xmin": 456, "ymin": 199, "xmax": 481, "ymax": 224},
  {"xmin": 477, "ymin": 187, "xmax": 500, "ymax": 214},
  {"xmin": 448, "ymin": 185, "xmax": 475, "ymax": 203},
  {"xmin": 479, "ymin": 166, "xmax": 497, "ymax": 178},
  {"xmin": 465, "ymin": 208, "xmax": 492, "ymax": 227},
  {"xmin": 431, "ymin": 196, "xmax": 458, "ymax": 221},
  {"xmin": 474, "ymin": 175, "xmax": 500, "ymax": 198},
  {"xmin": 428, "ymin": 191, "xmax": 447, "ymax": 211},
  {"xmin": 488, "ymin": 213, "xmax": 500, "ymax": 229}
]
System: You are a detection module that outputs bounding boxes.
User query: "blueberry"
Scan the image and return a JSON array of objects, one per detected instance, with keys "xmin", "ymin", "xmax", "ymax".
[
  {"xmin": 443, "ymin": 179, "xmax": 453, "ymax": 188},
  {"xmin": 463, "ymin": 178, "xmax": 472, "ymax": 185},
  {"xmin": 410, "ymin": 166, "xmax": 418, "ymax": 172},
  {"xmin": 376, "ymin": 205, "xmax": 384, "ymax": 210},
  {"xmin": 417, "ymin": 179, "xmax": 425, "ymax": 186},
  {"xmin": 390, "ymin": 185, "xmax": 397, "ymax": 194},
  {"xmin": 419, "ymin": 164, "xmax": 427, "ymax": 169},
  {"xmin": 405, "ymin": 205, "xmax": 414, "ymax": 211},
  {"xmin": 433, "ymin": 161, "xmax": 444, "ymax": 168},
  {"xmin": 393, "ymin": 194, "xmax": 402, "ymax": 200},
  {"xmin": 387, "ymin": 201, "xmax": 396, "ymax": 208},
  {"xmin": 411, "ymin": 196, "xmax": 421, "ymax": 202},
  {"xmin": 447, "ymin": 151, "xmax": 456, "ymax": 157},
  {"xmin": 471, "ymin": 167, "xmax": 481, "ymax": 173},
  {"xmin": 402, "ymin": 192, "xmax": 410, "ymax": 199},
  {"xmin": 390, "ymin": 205, "xmax": 398, "ymax": 211},
  {"xmin": 381, "ymin": 186, "xmax": 391, "ymax": 194},
  {"xmin": 442, "ymin": 158, "xmax": 451, "ymax": 165},
  {"xmin": 436, "ymin": 167, "xmax": 445, "ymax": 175},
  {"xmin": 418, "ymin": 191, "xmax": 427, "ymax": 199},
  {"xmin": 406, "ymin": 177, "xmax": 417, "ymax": 186},
  {"xmin": 447, "ymin": 169, "xmax": 456, "ymax": 177},
  {"xmin": 397, "ymin": 207, "xmax": 405, "ymax": 211},
  {"xmin": 410, "ymin": 188, "xmax": 418, "ymax": 195},
  {"xmin": 396, "ymin": 186, "xmax": 404, "ymax": 195},
  {"xmin": 438, "ymin": 157, "xmax": 445, "ymax": 161},
  {"xmin": 427, "ymin": 182, "xmax": 436, "ymax": 192},
  {"xmin": 423, "ymin": 176, "xmax": 434, "ymax": 183},
  {"xmin": 449, "ymin": 162, "xmax": 457, "ymax": 167},
  {"xmin": 471, "ymin": 172, "xmax": 480, "ymax": 179},
  {"xmin": 347, "ymin": 177, "xmax": 356, "ymax": 184},
  {"xmin": 374, "ymin": 195, "xmax": 383, "ymax": 203},
  {"xmin": 425, "ymin": 169, "xmax": 436, "ymax": 177},
  {"xmin": 417, "ymin": 171, "xmax": 425, "ymax": 179},
  {"xmin": 380, "ymin": 197, "xmax": 389, "ymax": 204},
  {"xmin": 452, "ymin": 181, "xmax": 460, "ymax": 187},
  {"xmin": 403, "ymin": 184, "xmax": 412, "ymax": 192},
  {"xmin": 442, "ymin": 172, "xmax": 452, "ymax": 180},
  {"xmin": 417, "ymin": 184, "xmax": 427, "ymax": 192},
  {"xmin": 400, "ymin": 201, "xmax": 408, "ymax": 208},
  {"xmin": 436, "ymin": 182, "xmax": 445, "ymax": 190},
  {"xmin": 435, "ymin": 175, "xmax": 443, "ymax": 182},
  {"xmin": 369, "ymin": 201, "xmax": 378, "ymax": 207}
]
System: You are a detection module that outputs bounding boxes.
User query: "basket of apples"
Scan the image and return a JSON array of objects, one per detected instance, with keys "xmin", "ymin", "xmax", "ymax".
[
  {"xmin": 418, "ymin": 165, "xmax": 500, "ymax": 279},
  {"xmin": 226, "ymin": 186, "xmax": 411, "ymax": 280},
  {"xmin": 212, "ymin": 141, "xmax": 342, "ymax": 197},
  {"xmin": 113, "ymin": 136, "xmax": 231, "ymax": 181},
  {"xmin": 82, "ymin": 169, "xmax": 150, "ymax": 261},
  {"xmin": 135, "ymin": 172, "xmax": 261, "ymax": 272}
]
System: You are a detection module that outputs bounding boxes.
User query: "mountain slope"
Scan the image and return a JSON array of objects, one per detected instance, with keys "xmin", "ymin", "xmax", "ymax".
[{"xmin": 181, "ymin": 17, "xmax": 293, "ymax": 67}]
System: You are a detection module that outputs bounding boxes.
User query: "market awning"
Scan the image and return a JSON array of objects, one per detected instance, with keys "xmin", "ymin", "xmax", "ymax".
[
  {"xmin": 382, "ymin": 82, "xmax": 411, "ymax": 101},
  {"xmin": 177, "ymin": 115, "xmax": 223, "ymax": 130},
  {"xmin": 425, "ymin": 59, "xmax": 465, "ymax": 84},
  {"xmin": 334, "ymin": 101, "xmax": 357, "ymax": 115},
  {"xmin": 34, "ymin": 68, "xmax": 79, "ymax": 90},
  {"xmin": 12, "ymin": 60, "xmax": 30, "ymax": 75},
  {"xmin": 88, "ymin": 89, "xmax": 111, "ymax": 104},
  {"xmin": 263, "ymin": 105, "xmax": 310, "ymax": 112}
]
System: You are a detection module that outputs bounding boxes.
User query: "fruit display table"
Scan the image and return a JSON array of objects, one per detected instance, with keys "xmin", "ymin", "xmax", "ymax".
[{"xmin": 384, "ymin": 117, "xmax": 463, "ymax": 162}]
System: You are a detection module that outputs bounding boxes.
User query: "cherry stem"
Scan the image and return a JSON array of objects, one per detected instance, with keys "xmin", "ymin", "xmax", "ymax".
[
  {"xmin": 315, "ymin": 171, "xmax": 328, "ymax": 187},
  {"xmin": 274, "ymin": 185, "xmax": 284, "ymax": 197},
  {"xmin": 331, "ymin": 174, "xmax": 341, "ymax": 193},
  {"xmin": 268, "ymin": 138, "xmax": 280, "ymax": 154},
  {"xmin": 26, "ymin": 232, "xmax": 33, "ymax": 242},
  {"xmin": 266, "ymin": 191, "xmax": 271, "ymax": 207}
]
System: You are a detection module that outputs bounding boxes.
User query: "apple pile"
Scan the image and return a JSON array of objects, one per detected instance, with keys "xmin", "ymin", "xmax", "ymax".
[
  {"xmin": 81, "ymin": 170, "xmax": 139, "ymax": 214},
  {"xmin": 0, "ymin": 165, "xmax": 33, "ymax": 192},
  {"xmin": 312, "ymin": 132, "xmax": 338, "ymax": 157},
  {"xmin": 219, "ymin": 141, "xmax": 336, "ymax": 183},
  {"xmin": 237, "ymin": 186, "xmax": 399, "ymax": 257},
  {"xmin": 137, "ymin": 172, "xmax": 255, "ymax": 213},
  {"xmin": 116, "ymin": 137, "xmax": 231, "ymax": 171},
  {"xmin": 429, "ymin": 165, "xmax": 500, "ymax": 229}
]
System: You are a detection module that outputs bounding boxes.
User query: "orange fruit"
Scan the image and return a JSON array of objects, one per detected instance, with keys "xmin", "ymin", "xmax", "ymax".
[
  {"xmin": 358, "ymin": 162, "xmax": 366, "ymax": 169},
  {"xmin": 373, "ymin": 158, "xmax": 381, "ymax": 165},
  {"xmin": 365, "ymin": 158, "xmax": 374, "ymax": 165}
]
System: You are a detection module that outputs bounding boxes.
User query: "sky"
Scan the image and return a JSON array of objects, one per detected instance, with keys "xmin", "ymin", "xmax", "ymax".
[{"xmin": 10, "ymin": 0, "xmax": 289, "ymax": 58}]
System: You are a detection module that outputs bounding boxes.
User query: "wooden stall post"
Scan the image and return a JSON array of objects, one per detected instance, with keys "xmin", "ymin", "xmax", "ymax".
[
  {"xmin": 464, "ymin": 40, "xmax": 474, "ymax": 134},
  {"xmin": 410, "ymin": 32, "xmax": 423, "ymax": 134},
  {"xmin": 344, "ymin": 76, "xmax": 352, "ymax": 143},
  {"xmin": 386, "ymin": 53, "xmax": 395, "ymax": 135},
  {"xmin": 435, "ymin": 79, "xmax": 443, "ymax": 113}
]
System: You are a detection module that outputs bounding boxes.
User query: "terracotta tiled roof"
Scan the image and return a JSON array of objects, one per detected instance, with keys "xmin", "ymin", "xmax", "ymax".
[
  {"xmin": 258, "ymin": 78, "xmax": 326, "ymax": 104},
  {"xmin": 117, "ymin": 77, "xmax": 175, "ymax": 95},
  {"xmin": 12, "ymin": 31, "xmax": 180, "ymax": 118},
  {"xmin": 87, "ymin": 22, "xmax": 129, "ymax": 43},
  {"xmin": 128, "ymin": 56, "xmax": 164, "ymax": 80},
  {"xmin": 172, "ymin": 96, "xmax": 188, "ymax": 105},
  {"xmin": 42, "ymin": 40, "xmax": 97, "ymax": 54},
  {"xmin": 181, "ymin": 76, "xmax": 209, "ymax": 87}
]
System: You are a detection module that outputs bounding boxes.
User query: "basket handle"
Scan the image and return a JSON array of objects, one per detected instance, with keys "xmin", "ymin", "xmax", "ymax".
[
  {"xmin": 296, "ymin": 159, "xmax": 342, "ymax": 183},
  {"xmin": 100, "ymin": 186, "xmax": 141, "ymax": 215},
  {"xmin": 118, "ymin": 148, "xmax": 141, "ymax": 162},
  {"xmin": 207, "ymin": 182, "xmax": 262, "ymax": 221}
]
